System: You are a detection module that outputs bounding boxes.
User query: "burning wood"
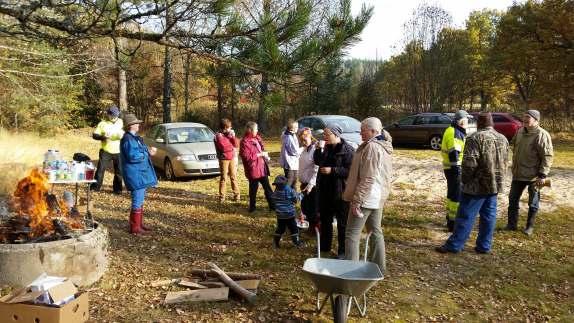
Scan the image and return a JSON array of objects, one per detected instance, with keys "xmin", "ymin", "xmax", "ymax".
[{"xmin": 0, "ymin": 169, "xmax": 87, "ymax": 244}]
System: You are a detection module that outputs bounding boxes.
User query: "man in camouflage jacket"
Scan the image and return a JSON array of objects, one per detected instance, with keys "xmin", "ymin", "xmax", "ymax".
[{"xmin": 436, "ymin": 113, "xmax": 509, "ymax": 254}]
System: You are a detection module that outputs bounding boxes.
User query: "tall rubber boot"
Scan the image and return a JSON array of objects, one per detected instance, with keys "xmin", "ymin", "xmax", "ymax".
[
  {"xmin": 129, "ymin": 208, "xmax": 146, "ymax": 235},
  {"xmin": 506, "ymin": 208, "xmax": 519, "ymax": 231},
  {"xmin": 524, "ymin": 210, "xmax": 537, "ymax": 236}
]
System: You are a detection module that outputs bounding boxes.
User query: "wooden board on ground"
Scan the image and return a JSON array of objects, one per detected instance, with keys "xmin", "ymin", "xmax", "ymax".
[
  {"xmin": 199, "ymin": 281, "xmax": 225, "ymax": 288},
  {"xmin": 164, "ymin": 287, "xmax": 229, "ymax": 304},
  {"xmin": 190, "ymin": 269, "xmax": 262, "ymax": 281},
  {"xmin": 178, "ymin": 279, "xmax": 205, "ymax": 289},
  {"xmin": 236, "ymin": 280, "xmax": 260, "ymax": 291}
]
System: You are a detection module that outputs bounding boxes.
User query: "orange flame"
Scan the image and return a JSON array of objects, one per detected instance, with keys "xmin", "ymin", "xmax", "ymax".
[{"xmin": 10, "ymin": 168, "xmax": 83, "ymax": 238}]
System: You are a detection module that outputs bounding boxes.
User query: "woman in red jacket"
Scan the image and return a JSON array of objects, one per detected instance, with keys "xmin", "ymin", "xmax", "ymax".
[
  {"xmin": 240, "ymin": 121, "xmax": 275, "ymax": 213},
  {"xmin": 214, "ymin": 118, "xmax": 240, "ymax": 202}
]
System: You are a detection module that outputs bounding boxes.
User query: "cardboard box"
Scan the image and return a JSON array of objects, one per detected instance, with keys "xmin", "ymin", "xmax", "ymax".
[
  {"xmin": 0, "ymin": 276, "xmax": 88, "ymax": 323},
  {"xmin": 0, "ymin": 292, "xmax": 89, "ymax": 323}
]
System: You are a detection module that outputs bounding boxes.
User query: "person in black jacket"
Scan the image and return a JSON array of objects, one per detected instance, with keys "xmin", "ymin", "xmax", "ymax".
[{"xmin": 313, "ymin": 124, "xmax": 355, "ymax": 258}]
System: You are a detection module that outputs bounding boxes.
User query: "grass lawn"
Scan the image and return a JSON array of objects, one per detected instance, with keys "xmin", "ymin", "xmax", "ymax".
[{"xmin": 0, "ymin": 130, "xmax": 573, "ymax": 322}]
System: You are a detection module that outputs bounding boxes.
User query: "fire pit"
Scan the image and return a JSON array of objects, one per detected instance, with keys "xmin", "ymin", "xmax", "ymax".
[{"xmin": 0, "ymin": 169, "xmax": 109, "ymax": 287}]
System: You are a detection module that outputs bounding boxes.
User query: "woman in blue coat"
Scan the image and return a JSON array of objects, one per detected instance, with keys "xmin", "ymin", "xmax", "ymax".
[{"xmin": 120, "ymin": 114, "xmax": 158, "ymax": 235}]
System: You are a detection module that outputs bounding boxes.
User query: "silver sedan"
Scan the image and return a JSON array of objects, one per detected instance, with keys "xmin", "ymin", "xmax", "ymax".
[{"xmin": 143, "ymin": 122, "xmax": 221, "ymax": 180}]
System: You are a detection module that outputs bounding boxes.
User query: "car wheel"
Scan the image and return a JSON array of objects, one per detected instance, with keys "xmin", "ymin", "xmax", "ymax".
[
  {"xmin": 429, "ymin": 135, "xmax": 442, "ymax": 150},
  {"xmin": 164, "ymin": 159, "xmax": 177, "ymax": 181}
]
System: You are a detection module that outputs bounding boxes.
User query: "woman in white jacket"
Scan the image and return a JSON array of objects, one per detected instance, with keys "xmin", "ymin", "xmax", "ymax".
[{"xmin": 298, "ymin": 128, "xmax": 319, "ymax": 230}]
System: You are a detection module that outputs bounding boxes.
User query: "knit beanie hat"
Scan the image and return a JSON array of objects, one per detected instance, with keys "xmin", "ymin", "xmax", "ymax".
[
  {"xmin": 325, "ymin": 123, "xmax": 343, "ymax": 137},
  {"xmin": 477, "ymin": 112, "xmax": 494, "ymax": 129},
  {"xmin": 107, "ymin": 105, "xmax": 120, "ymax": 117},
  {"xmin": 526, "ymin": 109, "xmax": 540, "ymax": 121},
  {"xmin": 454, "ymin": 110, "xmax": 469, "ymax": 121}
]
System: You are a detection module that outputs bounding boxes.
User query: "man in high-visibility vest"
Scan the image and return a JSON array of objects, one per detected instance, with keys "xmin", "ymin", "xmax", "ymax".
[
  {"xmin": 91, "ymin": 106, "xmax": 124, "ymax": 194},
  {"xmin": 441, "ymin": 110, "xmax": 469, "ymax": 232}
]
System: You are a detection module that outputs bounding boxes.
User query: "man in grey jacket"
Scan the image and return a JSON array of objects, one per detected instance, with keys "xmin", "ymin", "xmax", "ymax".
[
  {"xmin": 506, "ymin": 109, "xmax": 554, "ymax": 235},
  {"xmin": 343, "ymin": 117, "xmax": 393, "ymax": 272}
]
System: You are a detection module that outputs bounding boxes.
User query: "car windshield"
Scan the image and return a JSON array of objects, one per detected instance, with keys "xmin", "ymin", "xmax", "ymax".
[
  {"xmin": 322, "ymin": 117, "xmax": 360, "ymax": 133},
  {"xmin": 167, "ymin": 127, "xmax": 214, "ymax": 144}
]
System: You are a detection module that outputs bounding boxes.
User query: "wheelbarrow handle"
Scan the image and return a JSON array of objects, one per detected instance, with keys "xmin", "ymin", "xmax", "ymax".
[
  {"xmin": 315, "ymin": 227, "xmax": 321, "ymax": 258},
  {"xmin": 316, "ymin": 226, "xmax": 372, "ymax": 261}
]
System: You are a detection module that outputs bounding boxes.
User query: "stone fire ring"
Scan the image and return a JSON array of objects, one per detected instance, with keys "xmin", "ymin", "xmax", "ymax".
[{"xmin": 0, "ymin": 222, "xmax": 109, "ymax": 288}]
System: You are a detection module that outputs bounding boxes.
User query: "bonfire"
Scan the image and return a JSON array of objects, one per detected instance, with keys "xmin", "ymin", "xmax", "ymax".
[{"xmin": 0, "ymin": 168, "xmax": 86, "ymax": 243}]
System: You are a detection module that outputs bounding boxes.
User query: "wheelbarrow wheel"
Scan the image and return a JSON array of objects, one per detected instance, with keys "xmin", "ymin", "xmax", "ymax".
[{"xmin": 333, "ymin": 295, "xmax": 348, "ymax": 323}]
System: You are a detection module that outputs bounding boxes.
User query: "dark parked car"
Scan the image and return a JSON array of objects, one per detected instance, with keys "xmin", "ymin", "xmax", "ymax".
[
  {"xmin": 386, "ymin": 113, "xmax": 477, "ymax": 150},
  {"xmin": 470, "ymin": 112, "xmax": 522, "ymax": 140},
  {"xmin": 297, "ymin": 115, "xmax": 361, "ymax": 148}
]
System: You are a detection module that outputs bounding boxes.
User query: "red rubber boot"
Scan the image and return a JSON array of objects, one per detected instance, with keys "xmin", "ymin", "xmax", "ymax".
[{"xmin": 129, "ymin": 208, "xmax": 145, "ymax": 235}]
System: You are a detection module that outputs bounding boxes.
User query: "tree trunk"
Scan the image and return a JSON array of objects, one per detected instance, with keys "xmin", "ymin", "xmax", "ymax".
[
  {"xmin": 230, "ymin": 73, "xmax": 237, "ymax": 122},
  {"xmin": 217, "ymin": 63, "xmax": 225, "ymax": 120},
  {"xmin": 184, "ymin": 53, "xmax": 191, "ymax": 116},
  {"xmin": 480, "ymin": 89, "xmax": 487, "ymax": 111},
  {"xmin": 162, "ymin": 45, "xmax": 172, "ymax": 123},
  {"xmin": 257, "ymin": 73, "xmax": 268, "ymax": 131},
  {"xmin": 115, "ymin": 40, "xmax": 128, "ymax": 111},
  {"xmin": 282, "ymin": 79, "xmax": 288, "ymax": 126}
]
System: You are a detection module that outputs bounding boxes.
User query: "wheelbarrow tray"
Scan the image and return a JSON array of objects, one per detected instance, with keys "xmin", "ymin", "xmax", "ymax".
[{"xmin": 303, "ymin": 258, "xmax": 384, "ymax": 297}]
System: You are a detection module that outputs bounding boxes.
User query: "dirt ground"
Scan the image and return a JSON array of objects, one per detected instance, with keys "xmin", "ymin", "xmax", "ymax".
[{"xmin": 392, "ymin": 149, "xmax": 574, "ymax": 211}]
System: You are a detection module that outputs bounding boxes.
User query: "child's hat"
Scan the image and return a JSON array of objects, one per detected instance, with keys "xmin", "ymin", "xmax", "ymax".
[{"xmin": 272, "ymin": 175, "xmax": 288, "ymax": 186}]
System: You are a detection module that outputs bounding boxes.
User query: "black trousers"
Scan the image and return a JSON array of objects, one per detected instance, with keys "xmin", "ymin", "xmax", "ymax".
[
  {"xmin": 300, "ymin": 183, "xmax": 318, "ymax": 226},
  {"xmin": 93, "ymin": 149, "xmax": 122, "ymax": 193},
  {"xmin": 319, "ymin": 197, "xmax": 348, "ymax": 255},
  {"xmin": 248, "ymin": 177, "xmax": 274, "ymax": 211},
  {"xmin": 444, "ymin": 168, "xmax": 462, "ymax": 203},
  {"xmin": 275, "ymin": 217, "xmax": 299, "ymax": 236},
  {"xmin": 283, "ymin": 168, "xmax": 298, "ymax": 189}
]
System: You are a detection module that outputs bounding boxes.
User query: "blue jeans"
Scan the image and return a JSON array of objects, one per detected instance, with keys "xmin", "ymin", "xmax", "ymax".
[
  {"xmin": 444, "ymin": 193, "xmax": 498, "ymax": 252},
  {"xmin": 131, "ymin": 188, "xmax": 146, "ymax": 209}
]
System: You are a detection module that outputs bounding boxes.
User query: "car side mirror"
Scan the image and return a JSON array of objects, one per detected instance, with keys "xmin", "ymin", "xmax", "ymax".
[
  {"xmin": 315, "ymin": 129, "xmax": 324, "ymax": 135},
  {"xmin": 155, "ymin": 138, "xmax": 164, "ymax": 144}
]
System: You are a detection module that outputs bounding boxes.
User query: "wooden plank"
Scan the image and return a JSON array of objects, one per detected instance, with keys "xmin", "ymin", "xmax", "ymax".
[
  {"xmin": 164, "ymin": 287, "xmax": 229, "ymax": 304},
  {"xmin": 236, "ymin": 280, "xmax": 260, "ymax": 291},
  {"xmin": 178, "ymin": 279, "xmax": 206, "ymax": 289},
  {"xmin": 208, "ymin": 262, "xmax": 257, "ymax": 304},
  {"xmin": 190, "ymin": 269, "xmax": 261, "ymax": 281},
  {"xmin": 199, "ymin": 281, "xmax": 225, "ymax": 288}
]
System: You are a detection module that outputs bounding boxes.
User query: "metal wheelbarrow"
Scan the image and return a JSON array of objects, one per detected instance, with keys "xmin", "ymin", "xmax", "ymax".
[{"xmin": 302, "ymin": 228, "xmax": 384, "ymax": 322}]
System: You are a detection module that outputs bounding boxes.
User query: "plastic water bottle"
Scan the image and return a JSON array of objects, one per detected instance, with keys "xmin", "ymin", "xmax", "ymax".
[{"xmin": 43, "ymin": 149, "xmax": 56, "ymax": 171}]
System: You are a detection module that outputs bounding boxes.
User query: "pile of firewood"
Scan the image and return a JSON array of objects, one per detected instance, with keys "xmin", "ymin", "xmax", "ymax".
[{"xmin": 152, "ymin": 263, "xmax": 261, "ymax": 304}]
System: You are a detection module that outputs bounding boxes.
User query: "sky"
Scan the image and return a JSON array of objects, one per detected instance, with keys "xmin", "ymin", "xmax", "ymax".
[{"xmin": 349, "ymin": 0, "xmax": 517, "ymax": 60}]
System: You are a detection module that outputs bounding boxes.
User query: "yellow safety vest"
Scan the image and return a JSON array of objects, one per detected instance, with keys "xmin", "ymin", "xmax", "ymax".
[
  {"xmin": 441, "ymin": 126, "xmax": 464, "ymax": 169},
  {"xmin": 94, "ymin": 118, "xmax": 124, "ymax": 154}
]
